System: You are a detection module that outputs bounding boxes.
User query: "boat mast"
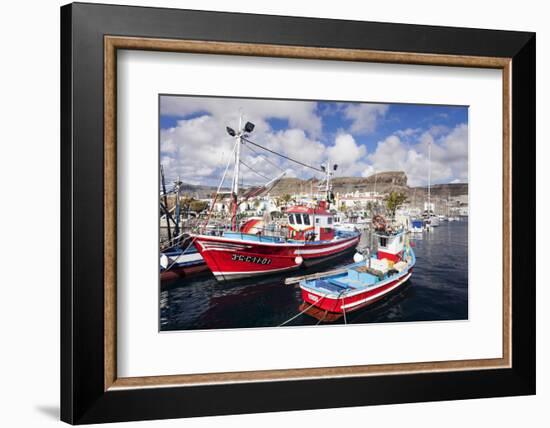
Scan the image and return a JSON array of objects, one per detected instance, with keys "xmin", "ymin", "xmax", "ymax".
[
  {"xmin": 160, "ymin": 164, "xmax": 172, "ymax": 243},
  {"xmin": 174, "ymin": 176, "xmax": 181, "ymax": 238},
  {"xmin": 322, "ymin": 159, "xmax": 336, "ymax": 208},
  {"xmin": 231, "ymin": 114, "xmax": 243, "ymax": 231},
  {"xmin": 325, "ymin": 159, "xmax": 331, "ymax": 200},
  {"xmin": 428, "ymin": 139, "xmax": 432, "ymax": 216}
]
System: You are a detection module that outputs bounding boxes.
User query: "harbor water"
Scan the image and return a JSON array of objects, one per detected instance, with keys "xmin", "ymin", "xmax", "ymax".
[{"xmin": 160, "ymin": 220, "xmax": 468, "ymax": 331}]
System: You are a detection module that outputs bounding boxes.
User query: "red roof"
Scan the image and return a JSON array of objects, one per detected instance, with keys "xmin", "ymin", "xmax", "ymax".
[{"xmin": 286, "ymin": 205, "xmax": 331, "ymax": 216}]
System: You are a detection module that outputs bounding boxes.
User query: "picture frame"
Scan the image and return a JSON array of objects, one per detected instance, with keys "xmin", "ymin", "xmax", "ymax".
[{"xmin": 61, "ymin": 2, "xmax": 535, "ymax": 424}]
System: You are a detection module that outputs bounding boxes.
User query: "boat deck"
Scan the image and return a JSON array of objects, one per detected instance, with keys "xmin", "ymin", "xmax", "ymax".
[
  {"xmin": 303, "ymin": 246, "xmax": 416, "ymax": 296},
  {"xmin": 310, "ymin": 261, "xmax": 380, "ymax": 293}
]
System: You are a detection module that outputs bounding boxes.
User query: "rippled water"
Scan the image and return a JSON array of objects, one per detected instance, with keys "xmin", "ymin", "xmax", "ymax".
[{"xmin": 160, "ymin": 220, "xmax": 468, "ymax": 331}]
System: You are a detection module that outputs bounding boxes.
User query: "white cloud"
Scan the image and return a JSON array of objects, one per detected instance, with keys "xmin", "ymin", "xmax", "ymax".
[
  {"xmin": 367, "ymin": 123, "xmax": 468, "ymax": 186},
  {"xmin": 161, "ymin": 96, "xmax": 322, "ymax": 138},
  {"xmin": 395, "ymin": 127, "xmax": 422, "ymax": 138},
  {"xmin": 160, "ymin": 96, "xmax": 468, "ymax": 188},
  {"xmin": 343, "ymin": 103, "xmax": 389, "ymax": 135},
  {"xmin": 324, "ymin": 133, "xmax": 370, "ymax": 176},
  {"xmin": 159, "ymin": 96, "xmax": 330, "ymax": 186}
]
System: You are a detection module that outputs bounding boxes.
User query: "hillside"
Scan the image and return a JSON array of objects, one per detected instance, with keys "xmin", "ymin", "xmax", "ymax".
[
  {"xmin": 268, "ymin": 171, "xmax": 409, "ymax": 196},
  {"xmin": 176, "ymin": 171, "xmax": 468, "ymax": 201}
]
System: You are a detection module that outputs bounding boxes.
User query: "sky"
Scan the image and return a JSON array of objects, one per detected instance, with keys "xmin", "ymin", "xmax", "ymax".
[{"xmin": 159, "ymin": 95, "xmax": 468, "ymax": 188}]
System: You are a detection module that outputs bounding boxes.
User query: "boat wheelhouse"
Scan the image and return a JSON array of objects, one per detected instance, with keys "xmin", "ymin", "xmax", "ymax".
[{"xmin": 286, "ymin": 201, "xmax": 335, "ymax": 241}]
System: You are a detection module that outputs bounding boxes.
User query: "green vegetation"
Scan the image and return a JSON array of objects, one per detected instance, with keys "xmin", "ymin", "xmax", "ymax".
[
  {"xmin": 188, "ymin": 199, "xmax": 209, "ymax": 213},
  {"xmin": 384, "ymin": 191, "xmax": 408, "ymax": 219}
]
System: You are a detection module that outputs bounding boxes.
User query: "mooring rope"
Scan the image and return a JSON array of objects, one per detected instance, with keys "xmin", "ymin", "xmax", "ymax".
[
  {"xmin": 277, "ymin": 294, "xmax": 327, "ymax": 327},
  {"xmin": 278, "ymin": 287, "xmax": 351, "ymax": 327},
  {"xmin": 342, "ymin": 296, "xmax": 348, "ymax": 325},
  {"xmin": 315, "ymin": 289, "xmax": 347, "ymax": 325}
]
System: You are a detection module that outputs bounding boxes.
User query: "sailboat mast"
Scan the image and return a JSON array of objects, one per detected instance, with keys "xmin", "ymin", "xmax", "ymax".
[{"xmin": 428, "ymin": 140, "xmax": 431, "ymax": 214}]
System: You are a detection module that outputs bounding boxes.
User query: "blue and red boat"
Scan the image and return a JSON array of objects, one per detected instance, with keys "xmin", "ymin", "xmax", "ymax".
[{"xmin": 299, "ymin": 227, "xmax": 415, "ymax": 314}]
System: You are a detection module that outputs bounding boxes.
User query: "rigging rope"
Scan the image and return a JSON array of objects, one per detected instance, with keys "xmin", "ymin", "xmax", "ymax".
[
  {"xmin": 243, "ymin": 143, "xmax": 286, "ymax": 172},
  {"xmin": 242, "ymin": 136, "xmax": 324, "ymax": 173},
  {"xmin": 239, "ymin": 159, "xmax": 271, "ymax": 181}
]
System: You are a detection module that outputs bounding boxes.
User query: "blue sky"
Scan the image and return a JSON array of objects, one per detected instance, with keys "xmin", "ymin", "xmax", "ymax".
[{"xmin": 160, "ymin": 96, "xmax": 468, "ymax": 187}]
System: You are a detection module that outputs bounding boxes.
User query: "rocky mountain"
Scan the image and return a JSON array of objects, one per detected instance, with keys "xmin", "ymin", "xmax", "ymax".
[
  {"xmin": 267, "ymin": 171, "xmax": 409, "ymax": 196},
  {"xmin": 177, "ymin": 171, "xmax": 468, "ymax": 201},
  {"xmin": 409, "ymin": 183, "xmax": 469, "ymax": 199}
]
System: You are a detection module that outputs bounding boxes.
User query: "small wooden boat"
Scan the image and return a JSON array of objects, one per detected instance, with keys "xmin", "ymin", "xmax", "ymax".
[{"xmin": 299, "ymin": 228, "xmax": 415, "ymax": 314}]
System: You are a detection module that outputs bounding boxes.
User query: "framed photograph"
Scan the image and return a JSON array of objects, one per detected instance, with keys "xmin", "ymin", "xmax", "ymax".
[{"xmin": 61, "ymin": 2, "xmax": 535, "ymax": 424}]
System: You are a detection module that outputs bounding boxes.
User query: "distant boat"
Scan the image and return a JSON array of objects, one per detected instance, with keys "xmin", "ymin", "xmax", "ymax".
[
  {"xmin": 298, "ymin": 227, "xmax": 415, "ymax": 314},
  {"xmin": 410, "ymin": 219, "xmax": 424, "ymax": 233},
  {"xmin": 428, "ymin": 215, "xmax": 440, "ymax": 227},
  {"xmin": 334, "ymin": 212, "xmax": 365, "ymax": 233},
  {"xmin": 423, "ymin": 139, "xmax": 439, "ymax": 228},
  {"xmin": 160, "ymin": 244, "xmax": 207, "ymax": 281}
]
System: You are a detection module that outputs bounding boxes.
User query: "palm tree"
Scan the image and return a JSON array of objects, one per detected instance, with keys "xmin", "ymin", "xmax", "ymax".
[
  {"xmin": 281, "ymin": 194, "xmax": 293, "ymax": 208},
  {"xmin": 384, "ymin": 191, "xmax": 408, "ymax": 220}
]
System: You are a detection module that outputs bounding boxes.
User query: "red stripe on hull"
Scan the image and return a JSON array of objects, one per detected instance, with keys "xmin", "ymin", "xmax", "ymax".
[
  {"xmin": 194, "ymin": 234, "xmax": 360, "ymax": 279},
  {"xmin": 301, "ymin": 269, "xmax": 413, "ymax": 313}
]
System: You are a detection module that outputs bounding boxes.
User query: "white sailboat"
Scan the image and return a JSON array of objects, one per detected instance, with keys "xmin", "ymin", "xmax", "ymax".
[{"xmin": 424, "ymin": 140, "xmax": 439, "ymax": 228}]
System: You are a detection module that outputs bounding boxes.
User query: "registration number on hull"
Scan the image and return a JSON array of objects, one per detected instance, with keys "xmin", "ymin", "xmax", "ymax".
[{"xmin": 231, "ymin": 254, "xmax": 272, "ymax": 265}]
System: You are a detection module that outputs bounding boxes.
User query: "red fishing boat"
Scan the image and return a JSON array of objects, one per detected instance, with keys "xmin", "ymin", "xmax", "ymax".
[
  {"xmin": 190, "ymin": 114, "xmax": 360, "ymax": 281},
  {"xmin": 193, "ymin": 201, "xmax": 360, "ymax": 281}
]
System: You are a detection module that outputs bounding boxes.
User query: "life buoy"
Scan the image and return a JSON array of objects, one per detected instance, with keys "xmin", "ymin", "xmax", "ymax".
[{"xmin": 372, "ymin": 215, "xmax": 387, "ymax": 232}]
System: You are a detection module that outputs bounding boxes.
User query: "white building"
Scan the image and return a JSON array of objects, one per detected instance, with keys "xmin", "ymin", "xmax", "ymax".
[{"xmin": 335, "ymin": 191, "xmax": 383, "ymax": 210}]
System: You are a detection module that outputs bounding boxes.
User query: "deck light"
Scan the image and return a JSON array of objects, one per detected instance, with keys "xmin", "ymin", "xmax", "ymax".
[
  {"xmin": 244, "ymin": 121, "xmax": 255, "ymax": 133},
  {"xmin": 226, "ymin": 126, "xmax": 236, "ymax": 137}
]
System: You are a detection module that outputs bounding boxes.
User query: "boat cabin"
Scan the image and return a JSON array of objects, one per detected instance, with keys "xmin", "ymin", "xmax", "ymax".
[
  {"xmin": 375, "ymin": 230, "xmax": 405, "ymax": 262},
  {"xmin": 287, "ymin": 202, "xmax": 335, "ymax": 241}
]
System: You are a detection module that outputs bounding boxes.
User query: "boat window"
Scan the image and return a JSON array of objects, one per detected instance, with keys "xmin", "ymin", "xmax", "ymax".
[
  {"xmin": 303, "ymin": 215, "xmax": 311, "ymax": 225},
  {"xmin": 315, "ymin": 218, "xmax": 320, "ymax": 224},
  {"xmin": 379, "ymin": 237, "xmax": 388, "ymax": 247},
  {"xmin": 295, "ymin": 214, "xmax": 303, "ymax": 225},
  {"xmin": 288, "ymin": 214, "xmax": 295, "ymax": 225},
  {"xmin": 327, "ymin": 217, "xmax": 333, "ymax": 225}
]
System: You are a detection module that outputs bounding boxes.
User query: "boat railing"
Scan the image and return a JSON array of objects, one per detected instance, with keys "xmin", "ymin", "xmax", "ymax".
[{"xmin": 224, "ymin": 227, "xmax": 289, "ymax": 243}]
